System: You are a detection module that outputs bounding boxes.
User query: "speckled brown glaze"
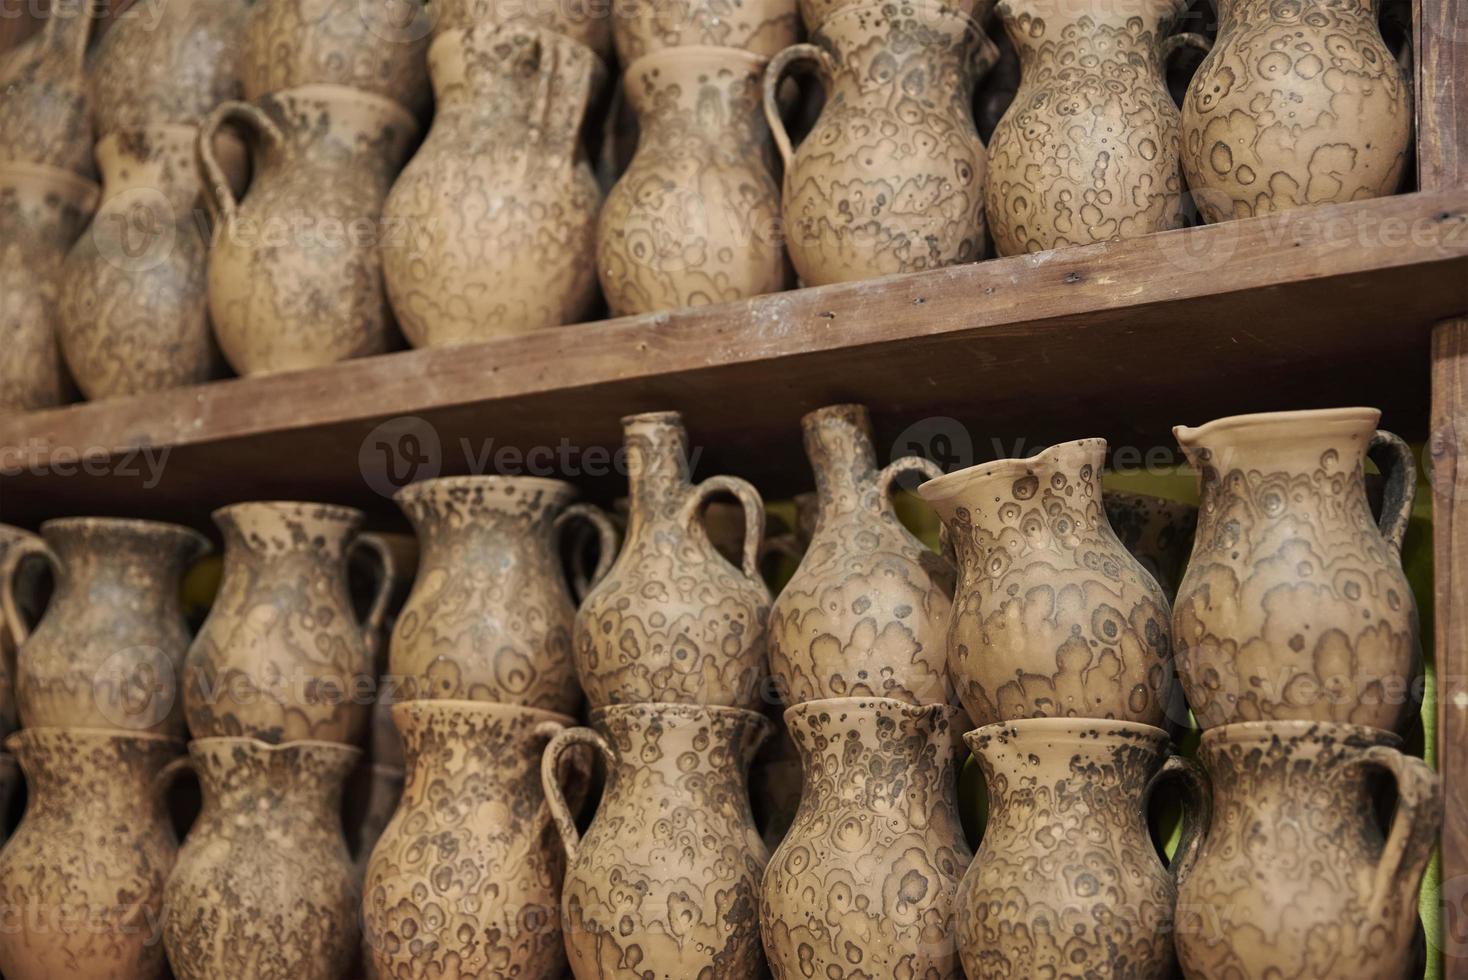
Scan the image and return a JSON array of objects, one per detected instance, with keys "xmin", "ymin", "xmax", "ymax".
[
  {"xmin": 0, "ymin": 523, "xmax": 49, "ymax": 739},
  {"xmin": 163, "ymin": 738, "xmax": 361, "ymax": 980},
  {"xmin": 1172, "ymin": 409, "xmax": 1419, "ymax": 731},
  {"xmin": 597, "ymin": 47, "xmax": 790, "ymax": 316},
  {"xmin": 761, "ymin": 697, "xmax": 971, "ymax": 979},
  {"xmin": 768, "ymin": 404, "xmax": 955, "ymax": 707},
  {"xmin": 612, "ymin": 0, "xmax": 799, "ymax": 62},
  {"xmin": 363, "ymin": 700, "xmax": 582, "ymax": 979},
  {"xmin": 184, "ymin": 501, "xmax": 394, "ymax": 744},
  {"xmin": 0, "ymin": 728, "xmax": 182, "ymax": 980},
  {"xmin": 382, "ymin": 26, "xmax": 606, "ymax": 349},
  {"xmin": 391, "ymin": 476, "xmax": 615, "ymax": 712},
  {"xmin": 798, "ymin": 0, "xmax": 987, "ymax": 31},
  {"xmin": 432, "ymin": 0, "xmax": 613, "ymax": 58},
  {"xmin": 198, "ymin": 85, "xmax": 419, "ymax": 376},
  {"xmin": 919, "ymin": 439, "xmax": 1175, "ymax": 728},
  {"xmin": 543, "ymin": 703, "xmax": 772, "ymax": 979},
  {"xmin": 0, "ymin": 6, "xmax": 93, "ymax": 176},
  {"xmin": 574, "ymin": 412, "xmax": 772, "ymax": 709},
  {"xmin": 1103, "ymin": 490, "xmax": 1198, "ymax": 601},
  {"xmin": 1176, "ymin": 721, "xmax": 1440, "ymax": 979},
  {"xmin": 957, "ymin": 718, "xmax": 1209, "ymax": 980}
]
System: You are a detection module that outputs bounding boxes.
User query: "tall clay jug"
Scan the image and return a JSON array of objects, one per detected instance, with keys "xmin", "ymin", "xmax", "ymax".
[
  {"xmin": 0, "ymin": 3, "xmax": 94, "ymax": 175},
  {"xmin": 1172, "ymin": 408, "xmax": 1419, "ymax": 731},
  {"xmin": 0, "ymin": 728, "xmax": 182, "ymax": 980},
  {"xmin": 198, "ymin": 85, "xmax": 419, "ymax": 376},
  {"xmin": 765, "ymin": 1, "xmax": 997, "ymax": 285},
  {"xmin": 383, "ymin": 26, "xmax": 606, "ymax": 348},
  {"xmin": 761, "ymin": 697, "xmax": 971, "ymax": 978},
  {"xmin": 574, "ymin": 411, "xmax": 771, "ymax": 709},
  {"xmin": 7, "ymin": 517, "xmax": 208, "ymax": 735},
  {"xmin": 391, "ymin": 476, "xmax": 617, "ymax": 711},
  {"xmin": 768, "ymin": 404, "xmax": 955, "ymax": 706},
  {"xmin": 542, "ymin": 703, "xmax": 772, "ymax": 978},
  {"xmin": 1104, "ymin": 490, "xmax": 1198, "ymax": 601},
  {"xmin": 1176, "ymin": 721, "xmax": 1440, "ymax": 979},
  {"xmin": 0, "ymin": 524, "xmax": 51, "ymax": 739},
  {"xmin": 184, "ymin": 501, "xmax": 394, "ymax": 744},
  {"xmin": 163, "ymin": 738, "xmax": 362, "ymax": 980},
  {"xmin": 597, "ymin": 47, "xmax": 789, "ymax": 315},
  {"xmin": 918, "ymin": 439, "xmax": 1176, "ymax": 727}
]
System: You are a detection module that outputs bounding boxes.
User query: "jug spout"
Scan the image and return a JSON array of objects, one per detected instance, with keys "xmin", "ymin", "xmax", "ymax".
[{"xmin": 1173, "ymin": 407, "xmax": 1380, "ymax": 473}]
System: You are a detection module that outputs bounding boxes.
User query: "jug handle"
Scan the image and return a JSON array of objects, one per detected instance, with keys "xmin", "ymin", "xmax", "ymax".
[
  {"xmin": 554, "ymin": 504, "xmax": 621, "ymax": 600},
  {"xmin": 763, "ymin": 43, "xmax": 835, "ymax": 172},
  {"xmin": 1345, "ymin": 745, "xmax": 1442, "ymax": 926},
  {"xmin": 1145, "ymin": 753, "xmax": 1212, "ymax": 888},
  {"xmin": 349, "ymin": 533, "xmax": 398, "ymax": 661},
  {"xmin": 684, "ymin": 475, "xmax": 766, "ymax": 581},
  {"xmin": 878, "ymin": 457, "xmax": 954, "ymax": 563},
  {"xmin": 0, "ymin": 536, "xmax": 58, "ymax": 650},
  {"xmin": 1368, "ymin": 430, "xmax": 1416, "ymax": 556},
  {"xmin": 542, "ymin": 725, "xmax": 613, "ymax": 865},
  {"xmin": 197, "ymin": 101, "xmax": 284, "ymax": 227}
]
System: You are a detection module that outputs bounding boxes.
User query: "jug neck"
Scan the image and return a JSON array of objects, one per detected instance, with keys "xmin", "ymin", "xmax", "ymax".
[
  {"xmin": 41, "ymin": 517, "xmax": 205, "ymax": 607},
  {"xmin": 191, "ymin": 737, "xmax": 359, "ymax": 826},
  {"xmin": 623, "ymin": 46, "xmax": 769, "ymax": 146},
  {"xmin": 998, "ymin": 0, "xmax": 1184, "ymax": 58},
  {"xmin": 96, "ymin": 126, "xmax": 205, "ymax": 212},
  {"xmin": 9, "ymin": 728, "xmax": 180, "ymax": 810},
  {"xmin": 395, "ymin": 476, "xmax": 573, "ymax": 556},
  {"xmin": 256, "ymin": 85, "xmax": 420, "ymax": 179},
  {"xmin": 1175, "ymin": 408, "xmax": 1377, "ymax": 485},
  {"xmin": 803, "ymin": 404, "xmax": 884, "ymax": 523},
  {"xmin": 1197, "ymin": 722, "xmax": 1392, "ymax": 817},
  {"xmin": 596, "ymin": 703, "xmax": 770, "ymax": 788},
  {"xmin": 214, "ymin": 501, "xmax": 361, "ymax": 564},
  {"xmin": 395, "ymin": 699, "xmax": 571, "ymax": 789},
  {"xmin": 623, "ymin": 412, "xmax": 696, "ymax": 535}
]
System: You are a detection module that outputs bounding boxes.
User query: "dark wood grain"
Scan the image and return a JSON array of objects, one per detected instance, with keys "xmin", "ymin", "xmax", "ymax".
[{"xmin": 1417, "ymin": 0, "xmax": 1466, "ymax": 193}]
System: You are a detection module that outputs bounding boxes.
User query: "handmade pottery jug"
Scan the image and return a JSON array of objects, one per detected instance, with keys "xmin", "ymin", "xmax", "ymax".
[
  {"xmin": 958, "ymin": 718, "xmax": 1209, "ymax": 979},
  {"xmin": 613, "ymin": 0, "xmax": 799, "ymax": 62},
  {"xmin": 768, "ymin": 404, "xmax": 955, "ymax": 706},
  {"xmin": 433, "ymin": 0, "xmax": 614, "ymax": 58},
  {"xmin": 0, "ymin": 163, "xmax": 98, "ymax": 412},
  {"xmin": 985, "ymin": 0, "xmax": 1209, "ymax": 253},
  {"xmin": 390, "ymin": 475, "xmax": 616, "ymax": 711},
  {"xmin": 7, "ymin": 518, "xmax": 207, "ymax": 735},
  {"xmin": 1173, "ymin": 408, "xmax": 1419, "ymax": 731},
  {"xmin": 543, "ymin": 702, "xmax": 771, "ymax": 978},
  {"xmin": 597, "ymin": 47, "xmax": 789, "ymax": 315},
  {"xmin": 1176, "ymin": 721, "xmax": 1439, "ymax": 979},
  {"xmin": 574, "ymin": 411, "xmax": 772, "ymax": 709},
  {"xmin": 198, "ymin": 85, "xmax": 419, "ymax": 376},
  {"xmin": 919, "ymin": 439, "xmax": 1176, "ymax": 727},
  {"xmin": 184, "ymin": 501, "xmax": 394, "ymax": 744},
  {"xmin": 761, "ymin": 697, "xmax": 971, "ymax": 979},
  {"xmin": 382, "ymin": 26, "xmax": 606, "ymax": 348},
  {"xmin": 163, "ymin": 738, "xmax": 361, "ymax": 980},
  {"xmin": 766, "ymin": 1, "xmax": 997, "ymax": 285},
  {"xmin": 0, "ymin": 524, "xmax": 51, "ymax": 739},
  {"xmin": 363, "ymin": 700, "xmax": 582, "ymax": 978},
  {"xmin": 0, "ymin": 4, "xmax": 94, "ymax": 175},
  {"xmin": 1104, "ymin": 490, "xmax": 1198, "ymax": 600},
  {"xmin": 0, "ymin": 728, "xmax": 182, "ymax": 980}
]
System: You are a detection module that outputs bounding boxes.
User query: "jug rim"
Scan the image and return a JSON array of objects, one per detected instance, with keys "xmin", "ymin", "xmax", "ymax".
[
  {"xmin": 0, "ymin": 159, "xmax": 100, "ymax": 204},
  {"xmin": 967, "ymin": 717, "xmax": 1170, "ymax": 741},
  {"xmin": 212, "ymin": 499, "xmax": 364, "ymax": 526},
  {"xmin": 5, "ymin": 727, "xmax": 186, "ymax": 751},
  {"xmin": 393, "ymin": 474, "xmax": 578, "ymax": 504},
  {"xmin": 187, "ymin": 735, "xmax": 365, "ymax": 759},
  {"xmin": 1198, "ymin": 719, "xmax": 1403, "ymax": 750},
  {"xmin": 264, "ymin": 82, "xmax": 419, "ymax": 133},
  {"xmin": 40, "ymin": 515, "xmax": 209, "ymax": 549},
  {"xmin": 428, "ymin": 20, "xmax": 609, "ymax": 67},
  {"xmin": 784, "ymin": 695, "xmax": 958, "ymax": 725},
  {"xmin": 623, "ymin": 45, "xmax": 769, "ymax": 77},
  {"xmin": 590, "ymin": 700, "xmax": 771, "ymax": 727},
  {"xmin": 1173, "ymin": 407, "xmax": 1381, "ymax": 447},
  {"xmin": 621, "ymin": 409, "xmax": 684, "ymax": 429},
  {"xmin": 917, "ymin": 437, "xmax": 1107, "ymax": 505},
  {"xmin": 390, "ymin": 698, "xmax": 577, "ymax": 729},
  {"xmin": 810, "ymin": 0, "xmax": 990, "ymax": 32}
]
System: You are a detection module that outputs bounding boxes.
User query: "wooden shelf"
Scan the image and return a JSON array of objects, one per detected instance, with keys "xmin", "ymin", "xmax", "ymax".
[{"xmin": 2, "ymin": 188, "xmax": 1466, "ymax": 530}]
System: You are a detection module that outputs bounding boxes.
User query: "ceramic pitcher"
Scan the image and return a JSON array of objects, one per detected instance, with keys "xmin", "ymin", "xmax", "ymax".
[
  {"xmin": 1172, "ymin": 408, "xmax": 1419, "ymax": 731},
  {"xmin": 163, "ymin": 738, "xmax": 361, "ymax": 980},
  {"xmin": 1104, "ymin": 490, "xmax": 1198, "ymax": 601},
  {"xmin": 383, "ymin": 26, "xmax": 606, "ymax": 348},
  {"xmin": 985, "ymin": 0, "xmax": 1209, "ymax": 253},
  {"xmin": 198, "ymin": 85, "xmax": 419, "ymax": 376},
  {"xmin": 761, "ymin": 697, "xmax": 971, "ymax": 978},
  {"xmin": 574, "ymin": 411, "xmax": 771, "ymax": 709},
  {"xmin": 5, "ymin": 517, "xmax": 207, "ymax": 735},
  {"xmin": 1176, "ymin": 721, "xmax": 1439, "ymax": 979},
  {"xmin": 597, "ymin": 47, "xmax": 790, "ymax": 316},
  {"xmin": 0, "ymin": 523, "xmax": 51, "ymax": 739},
  {"xmin": 0, "ymin": 728, "xmax": 183, "ymax": 980},
  {"xmin": 434, "ymin": 0, "xmax": 614, "ymax": 58},
  {"xmin": 768, "ymin": 404, "xmax": 955, "ymax": 706},
  {"xmin": 613, "ymin": 0, "xmax": 799, "ymax": 62},
  {"xmin": 919, "ymin": 439, "xmax": 1176, "ymax": 728},
  {"xmin": 184, "ymin": 501, "xmax": 394, "ymax": 744},
  {"xmin": 363, "ymin": 700, "xmax": 583, "ymax": 978},
  {"xmin": 0, "ymin": 4, "xmax": 94, "ymax": 175},
  {"xmin": 958, "ymin": 718, "xmax": 1209, "ymax": 979},
  {"xmin": 765, "ymin": 0, "xmax": 998, "ymax": 285},
  {"xmin": 543, "ymin": 702, "xmax": 771, "ymax": 978},
  {"xmin": 391, "ymin": 476, "xmax": 616, "ymax": 712}
]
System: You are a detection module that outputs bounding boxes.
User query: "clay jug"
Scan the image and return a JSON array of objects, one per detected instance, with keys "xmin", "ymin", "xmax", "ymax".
[
  {"xmin": 0, "ymin": 523, "xmax": 51, "ymax": 739},
  {"xmin": 0, "ymin": 163, "xmax": 98, "ymax": 412},
  {"xmin": 0, "ymin": 728, "xmax": 183, "ymax": 980},
  {"xmin": 1103, "ymin": 489, "xmax": 1198, "ymax": 601},
  {"xmin": 761, "ymin": 697, "xmax": 971, "ymax": 978},
  {"xmin": 1180, "ymin": 0, "xmax": 1409, "ymax": 220},
  {"xmin": 765, "ymin": 0, "xmax": 997, "ymax": 286},
  {"xmin": 382, "ymin": 25, "xmax": 606, "ymax": 348},
  {"xmin": 433, "ymin": 0, "xmax": 613, "ymax": 58},
  {"xmin": 0, "ymin": 3, "xmax": 94, "ymax": 175},
  {"xmin": 959, "ymin": 719, "xmax": 1209, "ymax": 978},
  {"xmin": 612, "ymin": 0, "xmax": 799, "ymax": 62},
  {"xmin": 6, "ymin": 517, "xmax": 208, "ymax": 735},
  {"xmin": 198, "ymin": 85, "xmax": 419, "ymax": 376},
  {"xmin": 543, "ymin": 702, "xmax": 771, "ymax": 978},
  {"xmin": 985, "ymin": 0, "xmax": 1209, "ymax": 253},
  {"xmin": 363, "ymin": 700, "xmax": 583, "ymax": 978},
  {"xmin": 184, "ymin": 501, "xmax": 394, "ymax": 744},
  {"xmin": 597, "ymin": 47, "xmax": 789, "ymax": 316},
  {"xmin": 391, "ymin": 476, "xmax": 617, "ymax": 712},
  {"xmin": 1176, "ymin": 721, "xmax": 1440, "ymax": 979},
  {"xmin": 163, "ymin": 738, "xmax": 361, "ymax": 980},
  {"xmin": 1172, "ymin": 408, "xmax": 1419, "ymax": 731},
  {"xmin": 574, "ymin": 411, "xmax": 771, "ymax": 709}
]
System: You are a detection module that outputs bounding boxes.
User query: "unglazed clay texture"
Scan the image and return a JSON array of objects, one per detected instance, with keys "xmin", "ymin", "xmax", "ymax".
[
  {"xmin": 768, "ymin": 404, "xmax": 956, "ymax": 706},
  {"xmin": 1180, "ymin": 0, "xmax": 1410, "ymax": 221},
  {"xmin": 0, "ymin": 9, "xmax": 93, "ymax": 176},
  {"xmin": 761, "ymin": 698, "xmax": 971, "ymax": 979},
  {"xmin": 1176, "ymin": 721, "xmax": 1440, "ymax": 980},
  {"xmin": 613, "ymin": 0, "xmax": 800, "ymax": 62},
  {"xmin": 433, "ymin": 0, "xmax": 613, "ymax": 59},
  {"xmin": 543, "ymin": 703, "xmax": 772, "ymax": 979},
  {"xmin": 920, "ymin": 439, "xmax": 1176, "ymax": 727},
  {"xmin": 1103, "ymin": 490, "xmax": 1198, "ymax": 601}
]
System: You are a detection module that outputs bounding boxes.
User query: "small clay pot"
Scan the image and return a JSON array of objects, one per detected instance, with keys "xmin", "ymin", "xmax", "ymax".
[{"xmin": 612, "ymin": 0, "xmax": 799, "ymax": 62}]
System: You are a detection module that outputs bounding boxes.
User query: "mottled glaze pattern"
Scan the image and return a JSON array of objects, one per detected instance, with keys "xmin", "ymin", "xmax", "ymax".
[
  {"xmin": 0, "ymin": 524, "xmax": 49, "ymax": 738},
  {"xmin": 761, "ymin": 698, "xmax": 971, "ymax": 979},
  {"xmin": 433, "ymin": 0, "xmax": 613, "ymax": 58},
  {"xmin": 1103, "ymin": 490, "xmax": 1198, "ymax": 601},
  {"xmin": 613, "ymin": 0, "xmax": 800, "ymax": 61},
  {"xmin": 0, "ymin": 8, "xmax": 93, "ymax": 175}
]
